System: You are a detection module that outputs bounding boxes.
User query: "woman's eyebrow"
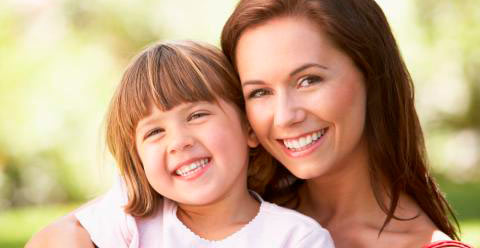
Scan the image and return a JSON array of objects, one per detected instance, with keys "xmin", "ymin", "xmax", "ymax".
[
  {"xmin": 242, "ymin": 79, "xmax": 265, "ymax": 86},
  {"xmin": 290, "ymin": 63, "xmax": 328, "ymax": 77},
  {"xmin": 242, "ymin": 63, "xmax": 328, "ymax": 87}
]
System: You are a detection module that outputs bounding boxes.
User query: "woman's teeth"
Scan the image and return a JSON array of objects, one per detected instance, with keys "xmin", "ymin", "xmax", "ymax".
[
  {"xmin": 175, "ymin": 158, "xmax": 209, "ymax": 176},
  {"xmin": 283, "ymin": 129, "xmax": 326, "ymax": 151}
]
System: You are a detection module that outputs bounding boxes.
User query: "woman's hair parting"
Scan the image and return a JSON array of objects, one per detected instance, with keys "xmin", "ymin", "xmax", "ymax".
[
  {"xmin": 105, "ymin": 41, "xmax": 275, "ymax": 217},
  {"xmin": 221, "ymin": 0, "xmax": 459, "ymax": 239}
]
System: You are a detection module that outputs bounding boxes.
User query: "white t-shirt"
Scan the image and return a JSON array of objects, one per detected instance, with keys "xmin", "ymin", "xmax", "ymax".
[{"xmin": 75, "ymin": 178, "xmax": 335, "ymax": 248}]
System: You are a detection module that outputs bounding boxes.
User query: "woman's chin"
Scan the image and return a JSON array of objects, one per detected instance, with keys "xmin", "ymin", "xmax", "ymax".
[{"xmin": 284, "ymin": 163, "xmax": 331, "ymax": 180}]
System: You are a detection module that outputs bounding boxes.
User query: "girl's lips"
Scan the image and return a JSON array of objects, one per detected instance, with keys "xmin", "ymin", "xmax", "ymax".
[
  {"xmin": 277, "ymin": 128, "xmax": 329, "ymax": 158},
  {"xmin": 173, "ymin": 158, "xmax": 212, "ymax": 181}
]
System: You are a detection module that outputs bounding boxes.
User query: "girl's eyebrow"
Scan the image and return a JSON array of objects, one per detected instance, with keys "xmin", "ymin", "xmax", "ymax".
[
  {"xmin": 242, "ymin": 63, "xmax": 328, "ymax": 87},
  {"xmin": 137, "ymin": 115, "xmax": 162, "ymax": 133},
  {"xmin": 137, "ymin": 102, "xmax": 202, "ymax": 131}
]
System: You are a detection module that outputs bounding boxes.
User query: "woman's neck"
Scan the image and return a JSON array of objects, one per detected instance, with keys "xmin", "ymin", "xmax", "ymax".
[
  {"xmin": 297, "ymin": 141, "xmax": 439, "ymax": 247},
  {"xmin": 298, "ymin": 143, "xmax": 378, "ymax": 226},
  {"xmin": 176, "ymin": 185, "xmax": 260, "ymax": 241}
]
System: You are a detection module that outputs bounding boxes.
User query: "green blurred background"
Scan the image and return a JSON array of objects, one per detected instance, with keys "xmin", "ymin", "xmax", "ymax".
[{"xmin": 0, "ymin": 0, "xmax": 478, "ymax": 247}]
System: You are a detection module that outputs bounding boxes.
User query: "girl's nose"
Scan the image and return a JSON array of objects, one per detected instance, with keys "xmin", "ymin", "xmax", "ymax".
[
  {"xmin": 168, "ymin": 132, "xmax": 195, "ymax": 154},
  {"xmin": 273, "ymin": 92, "xmax": 306, "ymax": 128}
]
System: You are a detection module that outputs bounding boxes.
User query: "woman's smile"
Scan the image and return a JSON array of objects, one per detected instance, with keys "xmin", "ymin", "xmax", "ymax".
[{"xmin": 277, "ymin": 127, "xmax": 329, "ymax": 158}]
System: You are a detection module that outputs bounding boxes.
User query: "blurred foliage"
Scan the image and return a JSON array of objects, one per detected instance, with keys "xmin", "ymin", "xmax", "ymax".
[
  {"xmin": 0, "ymin": 203, "xmax": 79, "ymax": 248},
  {"xmin": 0, "ymin": 0, "xmax": 478, "ymax": 247},
  {"xmin": 0, "ymin": 0, "xmax": 166, "ymax": 209},
  {"xmin": 411, "ymin": 0, "xmax": 480, "ymax": 181},
  {"xmin": 435, "ymin": 174, "xmax": 480, "ymax": 221}
]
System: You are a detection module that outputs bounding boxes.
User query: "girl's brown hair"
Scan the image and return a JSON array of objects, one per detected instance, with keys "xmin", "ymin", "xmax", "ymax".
[
  {"xmin": 221, "ymin": 0, "xmax": 459, "ymax": 239},
  {"xmin": 105, "ymin": 41, "xmax": 275, "ymax": 217}
]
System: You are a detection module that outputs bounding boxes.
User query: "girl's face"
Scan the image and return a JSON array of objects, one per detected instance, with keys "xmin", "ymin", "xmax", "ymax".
[
  {"xmin": 236, "ymin": 17, "xmax": 367, "ymax": 179},
  {"xmin": 135, "ymin": 99, "xmax": 258, "ymax": 205}
]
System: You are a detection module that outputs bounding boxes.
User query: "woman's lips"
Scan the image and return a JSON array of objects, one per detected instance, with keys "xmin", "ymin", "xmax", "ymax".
[{"xmin": 277, "ymin": 127, "xmax": 328, "ymax": 158}]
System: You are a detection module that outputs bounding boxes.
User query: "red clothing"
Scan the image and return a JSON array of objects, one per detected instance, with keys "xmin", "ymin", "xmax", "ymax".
[{"xmin": 424, "ymin": 240, "xmax": 473, "ymax": 248}]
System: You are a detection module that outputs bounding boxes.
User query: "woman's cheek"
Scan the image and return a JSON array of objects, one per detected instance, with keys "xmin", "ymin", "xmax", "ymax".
[
  {"xmin": 325, "ymin": 82, "xmax": 361, "ymax": 119},
  {"xmin": 246, "ymin": 102, "xmax": 269, "ymax": 135}
]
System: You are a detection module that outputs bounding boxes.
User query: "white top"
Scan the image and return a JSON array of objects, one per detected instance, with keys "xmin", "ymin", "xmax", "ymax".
[{"xmin": 75, "ymin": 178, "xmax": 335, "ymax": 248}]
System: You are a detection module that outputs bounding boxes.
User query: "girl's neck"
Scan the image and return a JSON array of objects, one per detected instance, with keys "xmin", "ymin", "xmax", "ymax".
[{"xmin": 176, "ymin": 185, "xmax": 260, "ymax": 241}]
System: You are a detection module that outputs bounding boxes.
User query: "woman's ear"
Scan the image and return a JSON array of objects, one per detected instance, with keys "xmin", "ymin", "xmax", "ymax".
[{"xmin": 246, "ymin": 124, "xmax": 259, "ymax": 148}]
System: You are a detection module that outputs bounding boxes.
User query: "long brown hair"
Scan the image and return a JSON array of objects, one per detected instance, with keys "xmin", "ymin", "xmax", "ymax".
[
  {"xmin": 221, "ymin": 0, "xmax": 459, "ymax": 239},
  {"xmin": 105, "ymin": 41, "xmax": 275, "ymax": 217}
]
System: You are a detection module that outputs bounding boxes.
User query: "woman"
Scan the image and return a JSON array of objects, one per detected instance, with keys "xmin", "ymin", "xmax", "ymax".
[{"xmin": 221, "ymin": 0, "xmax": 468, "ymax": 247}]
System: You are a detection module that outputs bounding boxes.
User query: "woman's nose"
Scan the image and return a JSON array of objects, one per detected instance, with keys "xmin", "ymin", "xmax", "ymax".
[{"xmin": 273, "ymin": 92, "xmax": 306, "ymax": 128}]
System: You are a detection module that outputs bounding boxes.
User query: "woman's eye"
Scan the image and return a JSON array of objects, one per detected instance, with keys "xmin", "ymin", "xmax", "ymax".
[
  {"xmin": 298, "ymin": 76, "xmax": 322, "ymax": 88},
  {"xmin": 187, "ymin": 111, "xmax": 209, "ymax": 121},
  {"xmin": 144, "ymin": 128, "xmax": 164, "ymax": 140},
  {"xmin": 248, "ymin": 88, "xmax": 270, "ymax": 99}
]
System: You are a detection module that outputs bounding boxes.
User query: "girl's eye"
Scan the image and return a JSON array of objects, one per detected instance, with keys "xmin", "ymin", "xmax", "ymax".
[
  {"xmin": 298, "ymin": 75, "xmax": 322, "ymax": 88},
  {"xmin": 144, "ymin": 128, "xmax": 164, "ymax": 140},
  {"xmin": 247, "ymin": 88, "xmax": 271, "ymax": 99},
  {"xmin": 187, "ymin": 111, "xmax": 209, "ymax": 121}
]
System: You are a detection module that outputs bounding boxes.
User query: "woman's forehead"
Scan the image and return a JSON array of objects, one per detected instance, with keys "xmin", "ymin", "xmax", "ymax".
[{"xmin": 235, "ymin": 17, "xmax": 345, "ymax": 83}]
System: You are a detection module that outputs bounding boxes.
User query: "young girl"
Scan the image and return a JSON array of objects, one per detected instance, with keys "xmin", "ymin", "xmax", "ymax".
[{"xmin": 60, "ymin": 41, "xmax": 334, "ymax": 247}]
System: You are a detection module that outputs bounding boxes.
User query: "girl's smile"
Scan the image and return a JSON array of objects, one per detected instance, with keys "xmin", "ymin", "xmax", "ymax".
[
  {"xmin": 135, "ymin": 100, "xmax": 258, "ymax": 205},
  {"xmin": 173, "ymin": 157, "xmax": 210, "ymax": 178}
]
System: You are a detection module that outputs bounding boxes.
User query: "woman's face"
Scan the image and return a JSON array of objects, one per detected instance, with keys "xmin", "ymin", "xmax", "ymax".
[{"xmin": 236, "ymin": 17, "xmax": 367, "ymax": 179}]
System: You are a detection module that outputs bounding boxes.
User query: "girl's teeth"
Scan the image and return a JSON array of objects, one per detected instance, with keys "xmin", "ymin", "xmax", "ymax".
[
  {"xmin": 306, "ymin": 135, "xmax": 312, "ymax": 144},
  {"xmin": 299, "ymin": 137, "xmax": 306, "ymax": 147},
  {"xmin": 175, "ymin": 158, "xmax": 209, "ymax": 176},
  {"xmin": 293, "ymin": 140, "xmax": 300, "ymax": 148},
  {"xmin": 282, "ymin": 129, "xmax": 326, "ymax": 151}
]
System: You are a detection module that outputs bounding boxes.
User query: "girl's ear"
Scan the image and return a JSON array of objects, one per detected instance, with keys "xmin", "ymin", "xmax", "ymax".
[{"xmin": 246, "ymin": 124, "xmax": 259, "ymax": 148}]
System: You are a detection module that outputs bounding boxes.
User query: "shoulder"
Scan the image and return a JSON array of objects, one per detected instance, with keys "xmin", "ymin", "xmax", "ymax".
[
  {"xmin": 261, "ymin": 201, "xmax": 320, "ymax": 227},
  {"xmin": 294, "ymin": 227, "xmax": 335, "ymax": 248},
  {"xmin": 26, "ymin": 213, "xmax": 95, "ymax": 248},
  {"xmin": 403, "ymin": 218, "xmax": 460, "ymax": 248},
  {"xmin": 422, "ymin": 231, "xmax": 472, "ymax": 248},
  {"xmin": 376, "ymin": 222, "xmax": 461, "ymax": 248},
  {"xmin": 424, "ymin": 240, "xmax": 473, "ymax": 248},
  {"xmin": 258, "ymin": 202, "xmax": 334, "ymax": 247},
  {"xmin": 383, "ymin": 195, "xmax": 462, "ymax": 248}
]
